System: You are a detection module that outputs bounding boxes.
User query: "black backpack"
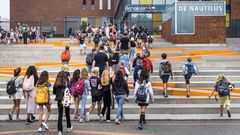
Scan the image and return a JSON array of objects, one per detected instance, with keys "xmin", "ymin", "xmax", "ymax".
[
  {"xmin": 86, "ymin": 53, "xmax": 95, "ymax": 66},
  {"xmin": 136, "ymin": 82, "xmax": 148, "ymax": 103},
  {"xmin": 6, "ymin": 78, "xmax": 17, "ymax": 95}
]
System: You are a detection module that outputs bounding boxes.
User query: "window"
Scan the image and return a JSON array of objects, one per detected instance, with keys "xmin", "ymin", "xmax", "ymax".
[
  {"xmin": 83, "ymin": 0, "xmax": 86, "ymax": 9},
  {"xmin": 99, "ymin": 0, "xmax": 103, "ymax": 10},
  {"xmin": 153, "ymin": 0, "xmax": 164, "ymax": 4},
  {"xmin": 91, "ymin": 0, "xmax": 94, "ymax": 5},
  {"xmin": 131, "ymin": 0, "xmax": 139, "ymax": 4},
  {"xmin": 91, "ymin": 0, "xmax": 95, "ymax": 10},
  {"xmin": 83, "ymin": 0, "xmax": 86, "ymax": 5},
  {"xmin": 108, "ymin": 0, "xmax": 111, "ymax": 10}
]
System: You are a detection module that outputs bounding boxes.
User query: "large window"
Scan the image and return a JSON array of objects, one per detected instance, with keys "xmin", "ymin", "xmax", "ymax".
[
  {"xmin": 91, "ymin": 0, "xmax": 95, "ymax": 10},
  {"xmin": 83, "ymin": 0, "xmax": 86, "ymax": 5},
  {"xmin": 99, "ymin": 0, "xmax": 103, "ymax": 10},
  {"xmin": 107, "ymin": 0, "xmax": 111, "ymax": 10},
  {"xmin": 131, "ymin": 0, "xmax": 139, "ymax": 4}
]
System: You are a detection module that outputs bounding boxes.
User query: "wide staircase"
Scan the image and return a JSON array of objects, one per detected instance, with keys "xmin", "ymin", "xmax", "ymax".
[{"xmin": 0, "ymin": 38, "xmax": 240, "ymax": 121}]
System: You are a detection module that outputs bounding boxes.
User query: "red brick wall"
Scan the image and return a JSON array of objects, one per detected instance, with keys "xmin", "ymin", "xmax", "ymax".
[
  {"xmin": 231, "ymin": 0, "xmax": 240, "ymax": 20},
  {"xmin": 162, "ymin": 19, "xmax": 172, "ymax": 42},
  {"xmin": 162, "ymin": 16, "xmax": 226, "ymax": 44}
]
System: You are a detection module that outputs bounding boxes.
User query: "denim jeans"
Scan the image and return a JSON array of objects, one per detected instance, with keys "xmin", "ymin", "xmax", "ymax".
[
  {"xmin": 129, "ymin": 47, "xmax": 136, "ymax": 61},
  {"xmin": 79, "ymin": 94, "xmax": 87, "ymax": 118},
  {"xmin": 115, "ymin": 95, "xmax": 125, "ymax": 120}
]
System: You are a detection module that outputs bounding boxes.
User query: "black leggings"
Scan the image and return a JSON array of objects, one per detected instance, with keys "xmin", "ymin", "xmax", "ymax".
[
  {"xmin": 101, "ymin": 90, "xmax": 111, "ymax": 120},
  {"xmin": 57, "ymin": 101, "xmax": 71, "ymax": 132}
]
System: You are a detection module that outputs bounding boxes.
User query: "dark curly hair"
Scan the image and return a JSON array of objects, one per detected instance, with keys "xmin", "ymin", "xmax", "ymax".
[{"xmin": 139, "ymin": 69, "xmax": 149, "ymax": 84}]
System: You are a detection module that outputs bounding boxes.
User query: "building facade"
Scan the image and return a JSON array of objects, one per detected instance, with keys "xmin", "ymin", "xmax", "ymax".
[{"xmin": 10, "ymin": 0, "xmax": 119, "ymax": 36}]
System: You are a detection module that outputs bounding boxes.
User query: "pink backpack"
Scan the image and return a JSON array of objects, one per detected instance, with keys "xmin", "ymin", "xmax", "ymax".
[
  {"xmin": 72, "ymin": 80, "xmax": 85, "ymax": 96},
  {"xmin": 23, "ymin": 75, "xmax": 35, "ymax": 91}
]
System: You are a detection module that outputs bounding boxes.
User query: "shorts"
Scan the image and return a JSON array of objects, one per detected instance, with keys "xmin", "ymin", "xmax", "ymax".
[
  {"xmin": 161, "ymin": 75, "xmax": 170, "ymax": 83},
  {"xmin": 92, "ymin": 95, "xmax": 102, "ymax": 102},
  {"xmin": 10, "ymin": 90, "xmax": 22, "ymax": 100},
  {"xmin": 138, "ymin": 103, "xmax": 149, "ymax": 106},
  {"xmin": 80, "ymin": 44, "xmax": 86, "ymax": 50},
  {"xmin": 220, "ymin": 95, "xmax": 230, "ymax": 106},
  {"xmin": 184, "ymin": 74, "xmax": 192, "ymax": 84}
]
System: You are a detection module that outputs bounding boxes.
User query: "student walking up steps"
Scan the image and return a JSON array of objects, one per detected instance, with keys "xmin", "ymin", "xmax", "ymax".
[
  {"xmin": 53, "ymin": 71, "xmax": 72, "ymax": 135},
  {"xmin": 134, "ymin": 69, "xmax": 154, "ymax": 130},
  {"xmin": 35, "ymin": 71, "xmax": 52, "ymax": 132},
  {"xmin": 112, "ymin": 71, "xmax": 129, "ymax": 125},
  {"xmin": 7, "ymin": 67, "xmax": 22, "ymax": 121},
  {"xmin": 159, "ymin": 53, "xmax": 173, "ymax": 98},
  {"xmin": 183, "ymin": 58, "xmax": 197, "ymax": 98},
  {"xmin": 209, "ymin": 75, "xmax": 235, "ymax": 118}
]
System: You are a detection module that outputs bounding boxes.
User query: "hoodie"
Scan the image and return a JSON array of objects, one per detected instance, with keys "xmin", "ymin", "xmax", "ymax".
[{"xmin": 159, "ymin": 59, "xmax": 173, "ymax": 77}]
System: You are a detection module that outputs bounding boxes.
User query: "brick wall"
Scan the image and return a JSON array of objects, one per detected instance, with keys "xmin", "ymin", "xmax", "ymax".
[
  {"xmin": 162, "ymin": 19, "xmax": 172, "ymax": 42},
  {"xmin": 231, "ymin": 0, "xmax": 240, "ymax": 20},
  {"xmin": 10, "ymin": 0, "xmax": 119, "ymax": 35},
  {"xmin": 162, "ymin": 16, "xmax": 226, "ymax": 44}
]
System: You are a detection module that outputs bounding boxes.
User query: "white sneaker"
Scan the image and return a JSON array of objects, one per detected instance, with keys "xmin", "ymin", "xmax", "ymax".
[
  {"xmin": 42, "ymin": 122, "xmax": 49, "ymax": 130},
  {"xmin": 67, "ymin": 126, "xmax": 73, "ymax": 132},
  {"xmin": 38, "ymin": 127, "xmax": 43, "ymax": 132},
  {"xmin": 79, "ymin": 118, "xmax": 84, "ymax": 123},
  {"xmin": 86, "ymin": 112, "xmax": 90, "ymax": 122},
  {"xmin": 99, "ymin": 114, "xmax": 103, "ymax": 121},
  {"xmin": 58, "ymin": 131, "xmax": 63, "ymax": 135},
  {"xmin": 115, "ymin": 119, "xmax": 120, "ymax": 125},
  {"xmin": 106, "ymin": 120, "xmax": 111, "ymax": 123}
]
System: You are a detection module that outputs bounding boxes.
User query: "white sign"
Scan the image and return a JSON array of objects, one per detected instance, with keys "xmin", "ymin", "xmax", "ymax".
[{"xmin": 178, "ymin": 5, "xmax": 223, "ymax": 12}]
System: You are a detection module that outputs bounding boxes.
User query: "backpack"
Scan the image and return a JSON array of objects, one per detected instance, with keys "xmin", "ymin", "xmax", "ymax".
[
  {"xmin": 136, "ymin": 82, "xmax": 148, "ymax": 103},
  {"xmin": 186, "ymin": 64, "xmax": 196, "ymax": 75},
  {"xmin": 162, "ymin": 61, "xmax": 172, "ymax": 74},
  {"xmin": 111, "ymin": 53, "xmax": 119, "ymax": 65},
  {"xmin": 23, "ymin": 76, "xmax": 35, "ymax": 91},
  {"xmin": 6, "ymin": 78, "xmax": 17, "ymax": 95},
  {"xmin": 143, "ymin": 58, "xmax": 152, "ymax": 72},
  {"xmin": 35, "ymin": 84, "xmax": 49, "ymax": 104},
  {"xmin": 216, "ymin": 81, "xmax": 231, "ymax": 97},
  {"xmin": 62, "ymin": 88, "xmax": 74, "ymax": 107},
  {"xmin": 118, "ymin": 66, "xmax": 127, "ymax": 78},
  {"xmin": 145, "ymin": 48, "xmax": 151, "ymax": 57},
  {"xmin": 86, "ymin": 53, "xmax": 95, "ymax": 65},
  {"xmin": 72, "ymin": 80, "xmax": 85, "ymax": 96},
  {"xmin": 148, "ymin": 36, "xmax": 153, "ymax": 43},
  {"xmin": 61, "ymin": 51, "xmax": 71, "ymax": 61}
]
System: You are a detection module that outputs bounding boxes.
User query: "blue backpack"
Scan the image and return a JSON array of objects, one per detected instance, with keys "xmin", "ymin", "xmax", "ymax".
[
  {"xmin": 216, "ymin": 81, "xmax": 231, "ymax": 97},
  {"xmin": 186, "ymin": 64, "xmax": 196, "ymax": 74},
  {"xmin": 136, "ymin": 82, "xmax": 148, "ymax": 103}
]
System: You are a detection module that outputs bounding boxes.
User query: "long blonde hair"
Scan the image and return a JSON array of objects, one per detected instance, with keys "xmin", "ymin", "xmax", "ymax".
[
  {"xmin": 216, "ymin": 74, "xmax": 228, "ymax": 83},
  {"xmin": 101, "ymin": 69, "xmax": 110, "ymax": 86},
  {"xmin": 81, "ymin": 68, "xmax": 89, "ymax": 80}
]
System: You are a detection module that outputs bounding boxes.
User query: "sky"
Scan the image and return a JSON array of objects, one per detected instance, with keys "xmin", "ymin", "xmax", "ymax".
[{"xmin": 0, "ymin": 0, "xmax": 10, "ymax": 19}]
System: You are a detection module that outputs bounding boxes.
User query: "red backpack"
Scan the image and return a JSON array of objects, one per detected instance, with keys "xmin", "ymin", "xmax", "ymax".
[
  {"xmin": 118, "ymin": 66, "xmax": 127, "ymax": 78},
  {"xmin": 61, "ymin": 51, "xmax": 71, "ymax": 61},
  {"xmin": 143, "ymin": 58, "xmax": 152, "ymax": 72},
  {"xmin": 72, "ymin": 80, "xmax": 85, "ymax": 96}
]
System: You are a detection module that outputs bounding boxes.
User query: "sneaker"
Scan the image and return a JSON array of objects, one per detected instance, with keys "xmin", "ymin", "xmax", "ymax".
[
  {"xmin": 115, "ymin": 119, "xmax": 120, "ymax": 125},
  {"xmin": 120, "ymin": 116, "xmax": 125, "ymax": 121},
  {"xmin": 99, "ymin": 114, "xmax": 103, "ymax": 121},
  {"xmin": 8, "ymin": 113, "xmax": 13, "ymax": 121},
  {"xmin": 164, "ymin": 94, "xmax": 168, "ymax": 98},
  {"xmin": 74, "ymin": 116, "xmax": 79, "ymax": 120},
  {"xmin": 227, "ymin": 110, "xmax": 231, "ymax": 118},
  {"xmin": 142, "ymin": 121, "xmax": 147, "ymax": 126},
  {"xmin": 186, "ymin": 95, "xmax": 190, "ymax": 98},
  {"xmin": 66, "ymin": 126, "xmax": 73, "ymax": 132},
  {"xmin": 31, "ymin": 116, "xmax": 36, "ymax": 121},
  {"xmin": 79, "ymin": 118, "xmax": 84, "ymax": 123},
  {"xmin": 86, "ymin": 112, "xmax": 90, "ymax": 122},
  {"xmin": 106, "ymin": 120, "xmax": 111, "ymax": 123},
  {"xmin": 58, "ymin": 131, "xmax": 63, "ymax": 135},
  {"xmin": 25, "ymin": 119, "xmax": 33, "ymax": 125},
  {"xmin": 138, "ymin": 123, "xmax": 143, "ymax": 130},
  {"xmin": 38, "ymin": 127, "xmax": 43, "ymax": 132},
  {"xmin": 41, "ymin": 122, "xmax": 49, "ymax": 130}
]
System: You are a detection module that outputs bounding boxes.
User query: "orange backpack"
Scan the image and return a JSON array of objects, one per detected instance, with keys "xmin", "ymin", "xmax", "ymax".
[{"xmin": 61, "ymin": 51, "xmax": 71, "ymax": 61}]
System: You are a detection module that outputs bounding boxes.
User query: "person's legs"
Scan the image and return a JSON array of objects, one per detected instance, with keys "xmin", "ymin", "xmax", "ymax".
[
  {"xmin": 97, "ymin": 100, "xmax": 102, "ymax": 116},
  {"xmin": 106, "ymin": 91, "xmax": 111, "ymax": 120},
  {"xmin": 80, "ymin": 95, "xmax": 87, "ymax": 119},
  {"xmin": 138, "ymin": 106, "xmax": 147, "ymax": 129},
  {"xmin": 38, "ymin": 105, "xmax": 43, "ymax": 129},
  {"xmin": 220, "ymin": 105, "xmax": 224, "ymax": 116},
  {"xmin": 57, "ymin": 101, "xmax": 63, "ymax": 132},
  {"xmin": 116, "ymin": 95, "xmax": 124, "ymax": 120},
  {"xmin": 65, "ymin": 107, "xmax": 71, "ymax": 128},
  {"xmin": 44, "ymin": 104, "xmax": 52, "ymax": 124},
  {"xmin": 88, "ymin": 102, "xmax": 96, "ymax": 114},
  {"xmin": 74, "ymin": 97, "xmax": 80, "ymax": 119},
  {"xmin": 10, "ymin": 100, "xmax": 16, "ymax": 115},
  {"xmin": 101, "ymin": 92, "xmax": 107, "ymax": 116},
  {"xmin": 15, "ymin": 99, "xmax": 21, "ymax": 120}
]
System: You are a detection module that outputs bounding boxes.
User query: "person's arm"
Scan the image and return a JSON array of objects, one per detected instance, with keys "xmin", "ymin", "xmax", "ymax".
[
  {"xmin": 125, "ymin": 67, "xmax": 130, "ymax": 77},
  {"xmin": 53, "ymin": 85, "xmax": 56, "ymax": 95},
  {"xmin": 92, "ymin": 60, "xmax": 96, "ymax": 68},
  {"xmin": 159, "ymin": 63, "xmax": 162, "ymax": 78},
  {"xmin": 105, "ymin": 55, "xmax": 109, "ymax": 70},
  {"xmin": 183, "ymin": 65, "xmax": 186, "ymax": 75},
  {"xmin": 86, "ymin": 80, "xmax": 92, "ymax": 91},
  {"xmin": 125, "ymin": 81, "xmax": 129, "ymax": 97},
  {"xmin": 209, "ymin": 85, "xmax": 217, "ymax": 98},
  {"xmin": 150, "ymin": 60, "xmax": 153, "ymax": 73},
  {"xmin": 148, "ymin": 83, "xmax": 154, "ymax": 103},
  {"xmin": 134, "ymin": 82, "xmax": 139, "ymax": 96},
  {"xmin": 170, "ymin": 63, "xmax": 173, "ymax": 80}
]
